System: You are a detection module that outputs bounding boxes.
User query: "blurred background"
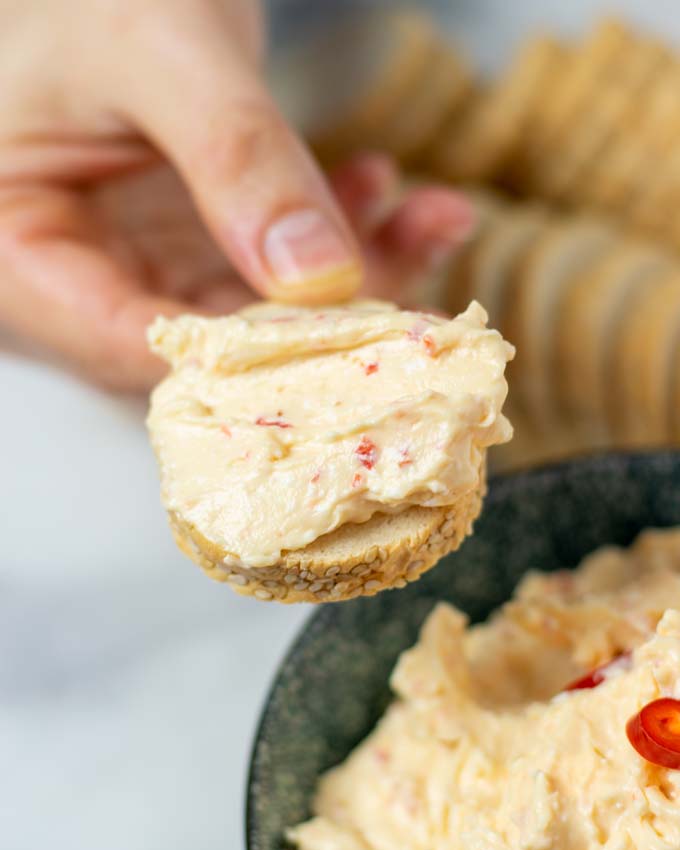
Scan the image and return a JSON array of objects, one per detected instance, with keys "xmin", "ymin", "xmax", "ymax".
[{"xmin": 5, "ymin": 1, "xmax": 680, "ymax": 848}]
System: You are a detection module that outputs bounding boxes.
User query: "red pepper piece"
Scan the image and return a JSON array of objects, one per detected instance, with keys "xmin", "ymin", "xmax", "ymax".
[
  {"xmin": 627, "ymin": 698, "xmax": 680, "ymax": 769},
  {"xmin": 255, "ymin": 416, "xmax": 292, "ymax": 429},
  {"xmin": 398, "ymin": 448, "xmax": 413, "ymax": 467},
  {"xmin": 564, "ymin": 651, "xmax": 632, "ymax": 691},
  {"xmin": 355, "ymin": 436, "xmax": 377, "ymax": 469},
  {"xmin": 422, "ymin": 334, "xmax": 437, "ymax": 357}
]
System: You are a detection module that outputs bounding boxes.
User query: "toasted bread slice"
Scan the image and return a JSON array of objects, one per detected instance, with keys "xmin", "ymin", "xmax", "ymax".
[{"xmin": 169, "ymin": 486, "xmax": 484, "ymax": 604}]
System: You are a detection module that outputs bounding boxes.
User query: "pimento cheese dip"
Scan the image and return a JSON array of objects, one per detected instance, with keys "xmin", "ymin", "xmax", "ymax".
[
  {"xmin": 290, "ymin": 528, "xmax": 680, "ymax": 850},
  {"xmin": 147, "ymin": 300, "xmax": 512, "ymax": 567}
]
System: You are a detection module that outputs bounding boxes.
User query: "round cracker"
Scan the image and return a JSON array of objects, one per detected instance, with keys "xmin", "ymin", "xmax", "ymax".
[
  {"xmin": 432, "ymin": 36, "xmax": 565, "ymax": 183},
  {"xmin": 382, "ymin": 42, "xmax": 473, "ymax": 162},
  {"xmin": 501, "ymin": 217, "xmax": 615, "ymax": 432},
  {"xmin": 282, "ymin": 9, "xmax": 438, "ymax": 164},
  {"xmin": 631, "ymin": 142, "xmax": 680, "ymax": 239},
  {"xmin": 444, "ymin": 204, "xmax": 550, "ymax": 325},
  {"xmin": 669, "ymin": 322, "xmax": 680, "ymax": 442},
  {"xmin": 413, "ymin": 189, "xmax": 506, "ymax": 313},
  {"xmin": 553, "ymin": 243, "xmax": 670, "ymax": 444},
  {"xmin": 170, "ymin": 485, "xmax": 484, "ymax": 604},
  {"xmin": 522, "ymin": 19, "xmax": 633, "ymax": 195},
  {"xmin": 578, "ymin": 58, "xmax": 678, "ymax": 210},
  {"xmin": 607, "ymin": 274, "xmax": 680, "ymax": 445},
  {"xmin": 550, "ymin": 38, "xmax": 668, "ymax": 203}
]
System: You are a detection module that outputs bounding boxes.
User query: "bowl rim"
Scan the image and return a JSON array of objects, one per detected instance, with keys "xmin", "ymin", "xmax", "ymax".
[{"xmin": 243, "ymin": 447, "xmax": 679, "ymax": 849}]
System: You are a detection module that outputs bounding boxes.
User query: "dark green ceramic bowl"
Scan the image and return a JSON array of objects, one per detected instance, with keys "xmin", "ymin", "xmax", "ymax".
[{"xmin": 246, "ymin": 451, "xmax": 680, "ymax": 850}]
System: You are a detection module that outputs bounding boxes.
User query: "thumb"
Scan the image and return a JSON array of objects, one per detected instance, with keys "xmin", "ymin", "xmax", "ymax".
[{"xmin": 113, "ymin": 20, "xmax": 362, "ymax": 304}]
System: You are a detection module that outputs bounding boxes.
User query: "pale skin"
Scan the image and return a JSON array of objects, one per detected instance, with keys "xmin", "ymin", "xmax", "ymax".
[{"xmin": 0, "ymin": 0, "xmax": 473, "ymax": 390}]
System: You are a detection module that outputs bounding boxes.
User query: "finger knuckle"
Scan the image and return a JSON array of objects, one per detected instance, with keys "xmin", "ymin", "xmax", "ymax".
[{"xmin": 198, "ymin": 98, "xmax": 288, "ymax": 183}]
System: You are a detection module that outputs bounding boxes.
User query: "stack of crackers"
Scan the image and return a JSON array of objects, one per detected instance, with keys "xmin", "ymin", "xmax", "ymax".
[
  {"xmin": 282, "ymin": 9, "xmax": 680, "ymax": 469},
  {"xmin": 276, "ymin": 8, "xmax": 474, "ymax": 168},
  {"xmin": 432, "ymin": 18, "xmax": 680, "ymax": 252},
  {"xmin": 441, "ymin": 193, "xmax": 680, "ymax": 470}
]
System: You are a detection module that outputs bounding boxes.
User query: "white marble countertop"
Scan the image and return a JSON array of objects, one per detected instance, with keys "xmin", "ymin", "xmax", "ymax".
[
  {"xmin": 0, "ymin": 342, "xmax": 309, "ymax": 850},
  {"xmin": 3, "ymin": 3, "xmax": 680, "ymax": 848}
]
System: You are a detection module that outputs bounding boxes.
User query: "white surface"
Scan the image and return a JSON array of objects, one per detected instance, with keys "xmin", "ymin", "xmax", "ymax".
[
  {"xmin": 5, "ymin": 2, "xmax": 680, "ymax": 849},
  {"xmin": 0, "ymin": 344, "xmax": 309, "ymax": 850}
]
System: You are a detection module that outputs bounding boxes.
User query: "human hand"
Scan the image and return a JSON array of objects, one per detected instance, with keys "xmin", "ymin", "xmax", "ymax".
[{"xmin": 0, "ymin": 0, "xmax": 472, "ymax": 390}]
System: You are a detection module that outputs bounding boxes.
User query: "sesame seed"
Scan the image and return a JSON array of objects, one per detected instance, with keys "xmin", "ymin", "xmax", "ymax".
[
  {"xmin": 325, "ymin": 566, "xmax": 340, "ymax": 577},
  {"xmin": 255, "ymin": 589, "xmax": 273, "ymax": 600},
  {"xmin": 228, "ymin": 573, "xmax": 248, "ymax": 586},
  {"xmin": 294, "ymin": 581, "xmax": 309, "ymax": 591},
  {"xmin": 309, "ymin": 581, "xmax": 324, "ymax": 593},
  {"xmin": 407, "ymin": 559, "xmax": 424, "ymax": 574},
  {"xmin": 364, "ymin": 580, "xmax": 382, "ymax": 591},
  {"xmin": 186, "ymin": 538, "xmax": 202, "ymax": 556},
  {"xmin": 263, "ymin": 580, "xmax": 280, "ymax": 589},
  {"xmin": 284, "ymin": 573, "xmax": 298, "ymax": 584}
]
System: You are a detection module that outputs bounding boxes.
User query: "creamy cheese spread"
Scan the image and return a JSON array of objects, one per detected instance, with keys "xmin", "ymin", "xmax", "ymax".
[
  {"xmin": 147, "ymin": 300, "xmax": 512, "ymax": 567},
  {"xmin": 290, "ymin": 528, "xmax": 680, "ymax": 850}
]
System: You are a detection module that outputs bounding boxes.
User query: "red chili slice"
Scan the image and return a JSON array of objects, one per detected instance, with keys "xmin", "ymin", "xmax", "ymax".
[
  {"xmin": 627, "ymin": 698, "xmax": 680, "ymax": 769},
  {"xmin": 564, "ymin": 651, "xmax": 631, "ymax": 691},
  {"xmin": 363, "ymin": 361, "xmax": 379, "ymax": 375}
]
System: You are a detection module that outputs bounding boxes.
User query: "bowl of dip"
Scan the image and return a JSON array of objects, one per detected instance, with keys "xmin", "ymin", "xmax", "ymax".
[{"xmin": 246, "ymin": 451, "xmax": 680, "ymax": 850}]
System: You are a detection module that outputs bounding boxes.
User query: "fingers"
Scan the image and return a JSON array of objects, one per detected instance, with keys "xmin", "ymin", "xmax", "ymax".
[
  {"xmin": 329, "ymin": 155, "xmax": 475, "ymax": 302},
  {"xmin": 371, "ymin": 185, "xmax": 474, "ymax": 266},
  {"xmin": 328, "ymin": 152, "xmax": 399, "ymax": 230},
  {"xmin": 0, "ymin": 184, "xmax": 245, "ymax": 391},
  {"xmin": 110, "ymin": 8, "xmax": 362, "ymax": 305}
]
